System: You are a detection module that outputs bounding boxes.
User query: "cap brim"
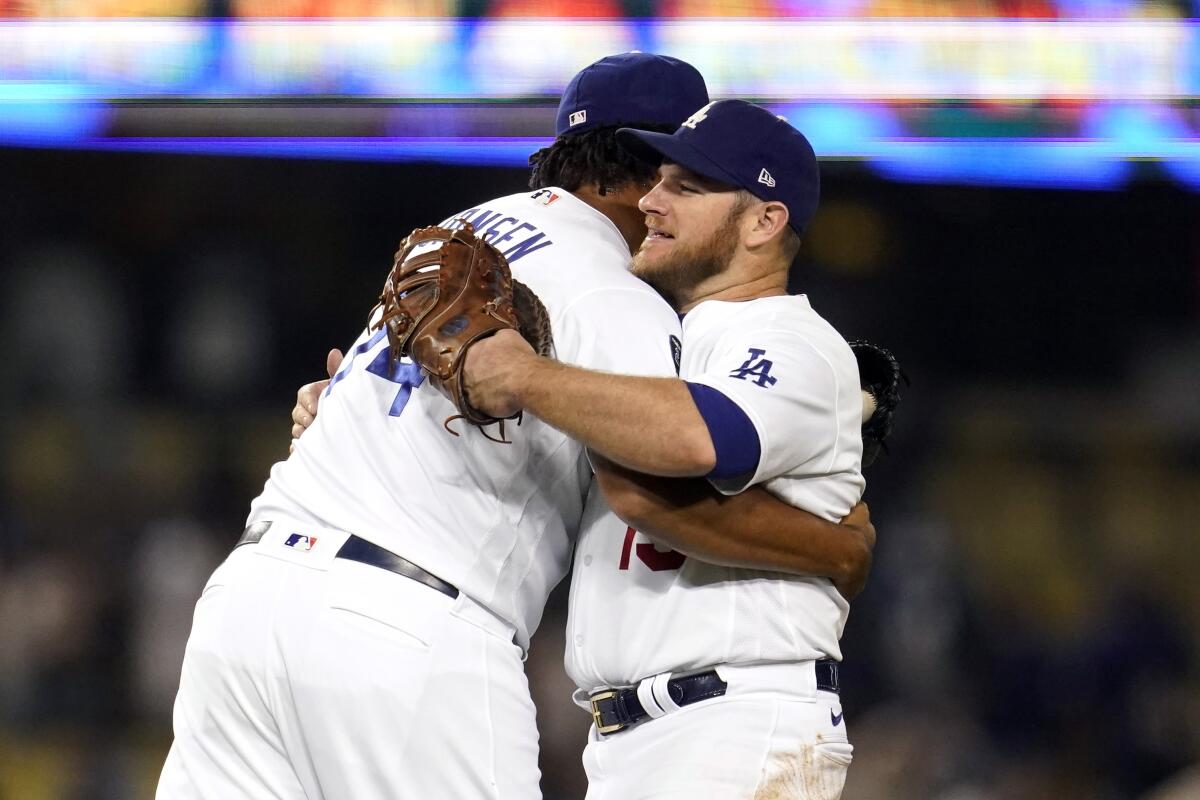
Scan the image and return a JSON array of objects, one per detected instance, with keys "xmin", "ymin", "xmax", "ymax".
[{"xmin": 616, "ymin": 128, "xmax": 744, "ymax": 192}]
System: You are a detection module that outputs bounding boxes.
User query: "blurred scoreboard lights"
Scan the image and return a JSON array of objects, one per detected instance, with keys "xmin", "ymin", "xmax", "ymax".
[
  {"xmin": 1, "ymin": 18, "xmax": 1192, "ymax": 99},
  {"xmin": 0, "ymin": 16, "xmax": 1198, "ymax": 189}
]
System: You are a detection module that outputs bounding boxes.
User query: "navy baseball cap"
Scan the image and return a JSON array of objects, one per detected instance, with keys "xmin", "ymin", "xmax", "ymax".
[
  {"xmin": 616, "ymin": 99, "xmax": 820, "ymax": 235},
  {"xmin": 555, "ymin": 52, "xmax": 709, "ymax": 137}
]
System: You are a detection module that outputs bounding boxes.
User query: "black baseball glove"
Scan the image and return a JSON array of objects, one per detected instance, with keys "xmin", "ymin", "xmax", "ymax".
[{"xmin": 849, "ymin": 340, "xmax": 908, "ymax": 468}]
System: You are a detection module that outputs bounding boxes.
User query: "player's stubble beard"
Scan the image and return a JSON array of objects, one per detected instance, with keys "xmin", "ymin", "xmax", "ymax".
[{"xmin": 630, "ymin": 208, "xmax": 741, "ymax": 309}]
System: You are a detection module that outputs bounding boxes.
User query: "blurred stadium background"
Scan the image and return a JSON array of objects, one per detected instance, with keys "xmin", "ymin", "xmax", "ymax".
[{"xmin": 1, "ymin": 1, "xmax": 1198, "ymax": 798}]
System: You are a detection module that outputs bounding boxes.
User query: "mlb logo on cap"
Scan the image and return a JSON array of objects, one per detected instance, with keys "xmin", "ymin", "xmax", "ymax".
[
  {"xmin": 555, "ymin": 52, "xmax": 709, "ymax": 137},
  {"xmin": 616, "ymin": 99, "xmax": 821, "ymax": 235}
]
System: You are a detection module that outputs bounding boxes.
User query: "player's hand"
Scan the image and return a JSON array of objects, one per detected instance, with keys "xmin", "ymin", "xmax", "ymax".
[
  {"xmin": 832, "ymin": 501, "xmax": 875, "ymax": 601},
  {"xmin": 462, "ymin": 329, "xmax": 537, "ymax": 419},
  {"xmin": 290, "ymin": 348, "xmax": 344, "ymax": 447}
]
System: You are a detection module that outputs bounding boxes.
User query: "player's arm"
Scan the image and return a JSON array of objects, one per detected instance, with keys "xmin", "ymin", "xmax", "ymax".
[
  {"xmin": 592, "ymin": 456, "xmax": 874, "ymax": 599},
  {"xmin": 465, "ymin": 330, "xmax": 717, "ymax": 477}
]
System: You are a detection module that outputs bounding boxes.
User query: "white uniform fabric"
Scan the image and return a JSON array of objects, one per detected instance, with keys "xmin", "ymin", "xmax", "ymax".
[
  {"xmin": 567, "ymin": 295, "xmax": 865, "ymax": 689},
  {"xmin": 158, "ymin": 521, "xmax": 537, "ymax": 800},
  {"xmin": 160, "ymin": 188, "xmax": 683, "ymax": 799},
  {"xmin": 249, "ymin": 187, "xmax": 682, "ymax": 652},
  {"xmin": 582, "ymin": 665, "xmax": 852, "ymax": 800},
  {"xmin": 565, "ymin": 294, "xmax": 864, "ymax": 800}
]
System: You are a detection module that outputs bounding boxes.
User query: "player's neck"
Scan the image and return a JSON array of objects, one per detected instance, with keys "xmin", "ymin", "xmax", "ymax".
[
  {"xmin": 571, "ymin": 184, "xmax": 647, "ymax": 254},
  {"xmin": 676, "ymin": 264, "xmax": 789, "ymax": 313}
]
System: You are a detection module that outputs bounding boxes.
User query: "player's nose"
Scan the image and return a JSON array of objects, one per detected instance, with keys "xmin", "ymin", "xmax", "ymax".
[{"xmin": 638, "ymin": 181, "xmax": 668, "ymax": 216}]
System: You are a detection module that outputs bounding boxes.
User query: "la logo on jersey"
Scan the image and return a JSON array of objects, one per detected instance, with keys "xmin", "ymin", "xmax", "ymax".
[
  {"xmin": 681, "ymin": 102, "xmax": 715, "ymax": 130},
  {"xmin": 730, "ymin": 348, "xmax": 777, "ymax": 388},
  {"xmin": 284, "ymin": 533, "xmax": 318, "ymax": 551}
]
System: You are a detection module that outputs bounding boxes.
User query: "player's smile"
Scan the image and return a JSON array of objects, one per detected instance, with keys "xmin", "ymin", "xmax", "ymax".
[{"xmin": 641, "ymin": 223, "xmax": 675, "ymax": 251}]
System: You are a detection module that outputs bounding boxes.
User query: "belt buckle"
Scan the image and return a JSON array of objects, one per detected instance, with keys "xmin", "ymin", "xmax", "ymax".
[{"xmin": 589, "ymin": 690, "xmax": 626, "ymax": 735}]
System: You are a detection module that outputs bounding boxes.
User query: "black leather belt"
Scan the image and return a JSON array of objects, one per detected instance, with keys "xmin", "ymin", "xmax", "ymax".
[
  {"xmin": 589, "ymin": 659, "xmax": 841, "ymax": 736},
  {"xmin": 237, "ymin": 522, "xmax": 459, "ymax": 600}
]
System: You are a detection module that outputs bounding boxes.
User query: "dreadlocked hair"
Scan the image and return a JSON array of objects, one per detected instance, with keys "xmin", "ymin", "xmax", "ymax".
[{"xmin": 528, "ymin": 123, "xmax": 675, "ymax": 194}]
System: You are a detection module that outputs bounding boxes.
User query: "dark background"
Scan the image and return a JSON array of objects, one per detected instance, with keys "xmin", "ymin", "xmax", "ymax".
[{"xmin": 0, "ymin": 147, "xmax": 1197, "ymax": 799}]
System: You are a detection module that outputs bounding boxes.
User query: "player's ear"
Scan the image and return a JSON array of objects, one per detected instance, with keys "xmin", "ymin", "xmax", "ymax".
[{"xmin": 744, "ymin": 200, "xmax": 790, "ymax": 249}]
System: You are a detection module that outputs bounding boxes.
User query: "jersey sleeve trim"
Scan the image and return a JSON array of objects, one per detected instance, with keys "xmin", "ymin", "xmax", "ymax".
[
  {"xmin": 688, "ymin": 373, "xmax": 770, "ymax": 495},
  {"xmin": 684, "ymin": 382, "xmax": 762, "ymax": 482},
  {"xmin": 691, "ymin": 328, "xmax": 843, "ymax": 495}
]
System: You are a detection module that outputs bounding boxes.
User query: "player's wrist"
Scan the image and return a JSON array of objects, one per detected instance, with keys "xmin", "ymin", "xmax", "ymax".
[{"xmin": 506, "ymin": 350, "xmax": 547, "ymax": 407}]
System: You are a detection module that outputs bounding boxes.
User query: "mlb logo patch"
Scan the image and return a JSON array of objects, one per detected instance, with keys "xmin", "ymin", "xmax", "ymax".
[
  {"xmin": 532, "ymin": 189, "xmax": 560, "ymax": 206},
  {"xmin": 284, "ymin": 533, "xmax": 318, "ymax": 551},
  {"xmin": 569, "ymin": 110, "xmax": 587, "ymax": 127}
]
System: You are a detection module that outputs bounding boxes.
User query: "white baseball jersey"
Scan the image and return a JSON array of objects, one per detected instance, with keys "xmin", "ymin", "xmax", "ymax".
[
  {"xmin": 566, "ymin": 294, "xmax": 865, "ymax": 691},
  {"xmin": 248, "ymin": 187, "xmax": 682, "ymax": 651}
]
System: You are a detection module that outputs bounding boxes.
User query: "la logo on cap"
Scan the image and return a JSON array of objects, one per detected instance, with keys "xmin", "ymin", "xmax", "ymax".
[
  {"xmin": 569, "ymin": 110, "xmax": 587, "ymax": 127},
  {"xmin": 758, "ymin": 169, "xmax": 776, "ymax": 188}
]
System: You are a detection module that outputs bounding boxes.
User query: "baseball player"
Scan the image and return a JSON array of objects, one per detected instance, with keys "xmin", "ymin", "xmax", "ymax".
[
  {"xmin": 161, "ymin": 57, "xmax": 873, "ymax": 800},
  {"xmin": 465, "ymin": 100, "xmax": 862, "ymax": 798}
]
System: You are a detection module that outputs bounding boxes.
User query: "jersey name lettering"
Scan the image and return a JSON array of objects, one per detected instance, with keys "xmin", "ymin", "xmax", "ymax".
[
  {"xmin": 441, "ymin": 207, "xmax": 554, "ymax": 263},
  {"xmin": 729, "ymin": 347, "xmax": 778, "ymax": 387}
]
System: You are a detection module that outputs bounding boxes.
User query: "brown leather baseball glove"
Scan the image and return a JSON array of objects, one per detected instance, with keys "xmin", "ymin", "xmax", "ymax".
[{"xmin": 371, "ymin": 222, "xmax": 552, "ymax": 441}]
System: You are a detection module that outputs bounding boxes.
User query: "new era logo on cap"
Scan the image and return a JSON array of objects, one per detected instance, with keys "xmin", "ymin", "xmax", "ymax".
[
  {"xmin": 615, "ymin": 99, "xmax": 820, "ymax": 235},
  {"xmin": 569, "ymin": 110, "xmax": 587, "ymax": 127}
]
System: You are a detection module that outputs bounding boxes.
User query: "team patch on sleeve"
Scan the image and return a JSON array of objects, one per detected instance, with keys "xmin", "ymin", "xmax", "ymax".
[{"xmin": 729, "ymin": 347, "xmax": 777, "ymax": 388}]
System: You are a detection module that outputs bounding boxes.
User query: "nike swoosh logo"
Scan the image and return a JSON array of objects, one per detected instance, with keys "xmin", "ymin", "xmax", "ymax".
[{"xmin": 830, "ymin": 709, "xmax": 844, "ymax": 727}]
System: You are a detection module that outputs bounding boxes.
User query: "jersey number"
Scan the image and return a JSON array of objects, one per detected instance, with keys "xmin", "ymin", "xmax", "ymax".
[
  {"xmin": 618, "ymin": 527, "xmax": 686, "ymax": 572},
  {"xmin": 326, "ymin": 328, "xmax": 426, "ymax": 416}
]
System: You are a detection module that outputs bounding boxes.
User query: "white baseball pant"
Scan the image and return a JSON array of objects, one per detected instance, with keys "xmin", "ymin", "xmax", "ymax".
[
  {"xmin": 581, "ymin": 662, "xmax": 851, "ymax": 800},
  {"xmin": 156, "ymin": 521, "xmax": 541, "ymax": 799}
]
